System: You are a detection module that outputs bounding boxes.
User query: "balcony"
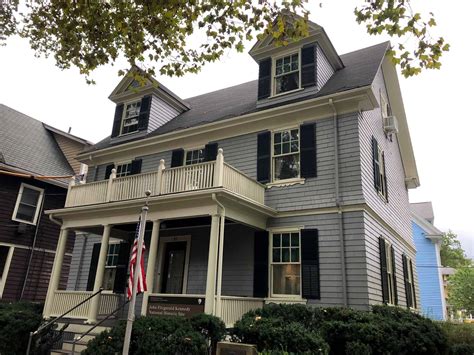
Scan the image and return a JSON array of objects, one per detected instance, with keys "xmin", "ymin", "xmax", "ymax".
[{"xmin": 65, "ymin": 149, "xmax": 265, "ymax": 208}]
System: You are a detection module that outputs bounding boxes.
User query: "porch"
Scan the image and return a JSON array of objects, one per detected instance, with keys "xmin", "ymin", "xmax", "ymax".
[{"xmin": 44, "ymin": 216, "xmax": 273, "ymax": 328}]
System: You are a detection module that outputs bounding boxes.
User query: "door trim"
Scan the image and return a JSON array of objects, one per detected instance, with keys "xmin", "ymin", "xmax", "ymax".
[{"xmin": 156, "ymin": 235, "xmax": 191, "ymax": 294}]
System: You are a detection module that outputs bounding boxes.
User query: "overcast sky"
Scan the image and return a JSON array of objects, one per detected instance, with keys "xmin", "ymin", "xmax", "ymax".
[{"xmin": 0, "ymin": 0, "xmax": 472, "ymax": 257}]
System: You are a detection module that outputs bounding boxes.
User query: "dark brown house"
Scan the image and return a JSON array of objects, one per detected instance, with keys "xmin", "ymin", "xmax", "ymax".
[{"xmin": 0, "ymin": 104, "xmax": 91, "ymax": 302}]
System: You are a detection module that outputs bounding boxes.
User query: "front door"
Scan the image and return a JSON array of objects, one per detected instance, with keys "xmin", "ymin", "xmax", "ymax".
[{"xmin": 160, "ymin": 242, "xmax": 187, "ymax": 294}]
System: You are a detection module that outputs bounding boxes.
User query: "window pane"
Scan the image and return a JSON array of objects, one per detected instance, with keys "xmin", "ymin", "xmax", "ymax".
[
  {"xmin": 274, "ymin": 132, "xmax": 281, "ymax": 143},
  {"xmin": 282, "ymin": 233, "xmax": 290, "ymax": 247},
  {"xmin": 16, "ymin": 204, "xmax": 36, "ymax": 222},
  {"xmin": 282, "ymin": 142, "xmax": 290, "ymax": 154},
  {"xmin": 21, "ymin": 188, "xmax": 40, "ymax": 206},
  {"xmin": 291, "ymin": 233, "xmax": 299, "ymax": 246},
  {"xmin": 274, "ymin": 154, "xmax": 300, "ymax": 180},
  {"xmin": 282, "ymin": 248, "xmax": 290, "ymax": 262},
  {"xmin": 291, "ymin": 248, "xmax": 299, "ymax": 262},
  {"xmin": 274, "ymin": 144, "xmax": 282, "ymax": 155},
  {"xmin": 275, "ymin": 72, "xmax": 299, "ymax": 94},
  {"xmin": 273, "ymin": 234, "xmax": 281, "ymax": 247},
  {"xmin": 282, "ymin": 131, "xmax": 290, "ymax": 142},
  {"xmin": 291, "ymin": 141, "xmax": 299, "ymax": 153},
  {"xmin": 272, "ymin": 264, "xmax": 301, "ymax": 295},
  {"xmin": 290, "ymin": 129, "xmax": 299, "ymax": 141},
  {"xmin": 273, "ymin": 248, "xmax": 280, "ymax": 262}
]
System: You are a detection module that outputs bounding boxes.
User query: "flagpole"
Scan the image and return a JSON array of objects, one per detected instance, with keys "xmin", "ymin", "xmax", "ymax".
[{"xmin": 122, "ymin": 191, "xmax": 150, "ymax": 355}]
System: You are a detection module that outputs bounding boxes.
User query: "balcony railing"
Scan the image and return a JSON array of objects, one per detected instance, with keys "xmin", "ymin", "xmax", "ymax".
[{"xmin": 65, "ymin": 149, "xmax": 265, "ymax": 208}]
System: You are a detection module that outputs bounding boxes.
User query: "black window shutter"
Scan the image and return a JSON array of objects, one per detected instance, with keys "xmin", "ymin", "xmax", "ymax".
[
  {"xmin": 86, "ymin": 243, "xmax": 101, "ymax": 291},
  {"xmin": 301, "ymin": 45, "xmax": 316, "ymax": 88},
  {"xmin": 104, "ymin": 164, "xmax": 115, "ymax": 180},
  {"xmin": 379, "ymin": 237, "xmax": 389, "ymax": 304},
  {"xmin": 111, "ymin": 104, "xmax": 124, "ymax": 138},
  {"xmin": 382, "ymin": 152, "xmax": 388, "ymax": 202},
  {"xmin": 130, "ymin": 158, "xmax": 142, "ymax": 175},
  {"xmin": 409, "ymin": 259, "xmax": 417, "ymax": 308},
  {"xmin": 301, "ymin": 229, "xmax": 320, "ymax": 299},
  {"xmin": 253, "ymin": 230, "xmax": 269, "ymax": 298},
  {"xmin": 372, "ymin": 137, "xmax": 380, "ymax": 191},
  {"xmin": 391, "ymin": 246, "xmax": 398, "ymax": 305},
  {"xmin": 402, "ymin": 254, "xmax": 412, "ymax": 308},
  {"xmin": 204, "ymin": 143, "xmax": 218, "ymax": 162},
  {"xmin": 300, "ymin": 123, "xmax": 317, "ymax": 178},
  {"xmin": 171, "ymin": 149, "xmax": 184, "ymax": 167},
  {"xmin": 138, "ymin": 95, "xmax": 152, "ymax": 131},
  {"xmin": 257, "ymin": 131, "xmax": 271, "ymax": 183},
  {"xmin": 258, "ymin": 58, "xmax": 272, "ymax": 100},
  {"xmin": 113, "ymin": 242, "xmax": 131, "ymax": 294}
]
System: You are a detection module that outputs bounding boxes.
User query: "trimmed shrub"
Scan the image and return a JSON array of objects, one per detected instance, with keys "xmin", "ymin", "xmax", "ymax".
[
  {"xmin": 83, "ymin": 314, "xmax": 225, "ymax": 355},
  {"xmin": 438, "ymin": 322, "xmax": 474, "ymax": 355},
  {"xmin": 0, "ymin": 302, "xmax": 43, "ymax": 355}
]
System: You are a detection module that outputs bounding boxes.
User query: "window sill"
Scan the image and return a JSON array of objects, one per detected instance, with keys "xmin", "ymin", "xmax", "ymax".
[
  {"xmin": 12, "ymin": 218, "xmax": 37, "ymax": 226},
  {"xmin": 270, "ymin": 87, "xmax": 304, "ymax": 99},
  {"xmin": 265, "ymin": 297, "xmax": 307, "ymax": 305},
  {"xmin": 266, "ymin": 178, "xmax": 305, "ymax": 188}
]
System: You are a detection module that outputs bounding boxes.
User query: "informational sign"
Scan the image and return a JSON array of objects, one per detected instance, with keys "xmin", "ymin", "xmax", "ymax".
[{"xmin": 147, "ymin": 296, "xmax": 205, "ymax": 318}]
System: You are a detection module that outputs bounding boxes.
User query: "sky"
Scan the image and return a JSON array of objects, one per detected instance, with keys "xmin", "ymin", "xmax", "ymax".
[{"xmin": 0, "ymin": 1, "xmax": 472, "ymax": 257}]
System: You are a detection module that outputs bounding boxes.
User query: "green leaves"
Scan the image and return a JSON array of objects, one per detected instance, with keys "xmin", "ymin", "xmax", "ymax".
[{"xmin": 354, "ymin": 0, "xmax": 449, "ymax": 77}]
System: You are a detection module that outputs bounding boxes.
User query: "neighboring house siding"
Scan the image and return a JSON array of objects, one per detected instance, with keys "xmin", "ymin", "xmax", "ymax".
[
  {"xmin": 147, "ymin": 95, "xmax": 181, "ymax": 134},
  {"xmin": 364, "ymin": 211, "xmax": 419, "ymax": 308},
  {"xmin": 316, "ymin": 44, "xmax": 335, "ymax": 90},
  {"xmin": 360, "ymin": 68, "xmax": 412, "ymax": 243},
  {"xmin": 0, "ymin": 175, "xmax": 73, "ymax": 301},
  {"xmin": 413, "ymin": 221, "xmax": 445, "ymax": 320},
  {"xmin": 51, "ymin": 133, "xmax": 87, "ymax": 175}
]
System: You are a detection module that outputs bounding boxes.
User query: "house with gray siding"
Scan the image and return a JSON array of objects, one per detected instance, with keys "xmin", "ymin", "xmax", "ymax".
[{"xmin": 42, "ymin": 18, "xmax": 421, "ymax": 335}]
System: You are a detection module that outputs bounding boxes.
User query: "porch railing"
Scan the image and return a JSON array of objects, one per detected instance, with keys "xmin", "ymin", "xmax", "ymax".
[
  {"xmin": 49, "ymin": 291, "xmax": 122, "ymax": 319},
  {"xmin": 219, "ymin": 296, "xmax": 265, "ymax": 327},
  {"xmin": 65, "ymin": 149, "xmax": 265, "ymax": 208}
]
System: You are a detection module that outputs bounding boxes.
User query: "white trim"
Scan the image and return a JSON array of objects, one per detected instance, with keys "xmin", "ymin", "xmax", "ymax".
[
  {"xmin": 271, "ymin": 127, "xmax": 301, "ymax": 183},
  {"xmin": 271, "ymin": 49, "xmax": 302, "ymax": 97},
  {"xmin": 0, "ymin": 246, "xmax": 14, "ymax": 299},
  {"xmin": 12, "ymin": 183, "xmax": 44, "ymax": 225},
  {"xmin": 119, "ymin": 99, "xmax": 142, "ymax": 136},
  {"xmin": 184, "ymin": 147, "xmax": 205, "ymax": 166},
  {"xmin": 156, "ymin": 235, "xmax": 191, "ymax": 294}
]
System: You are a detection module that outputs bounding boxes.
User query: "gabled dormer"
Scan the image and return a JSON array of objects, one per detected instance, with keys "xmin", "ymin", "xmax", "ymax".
[
  {"xmin": 249, "ymin": 18, "xmax": 344, "ymax": 108},
  {"xmin": 108, "ymin": 66, "xmax": 189, "ymax": 140}
]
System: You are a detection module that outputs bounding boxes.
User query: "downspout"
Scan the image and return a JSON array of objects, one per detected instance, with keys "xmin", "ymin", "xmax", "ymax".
[
  {"xmin": 49, "ymin": 214, "xmax": 63, "ymax": 226},
  {"xmin": 212, "ymin": 193, "xmax": 225, "ymax": 317},
  {"xmin": 329, "ymin": 98, "xmax": 348, "ymax": 307}
]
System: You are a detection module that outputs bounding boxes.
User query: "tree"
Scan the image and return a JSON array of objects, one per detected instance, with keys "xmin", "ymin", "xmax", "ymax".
[
  {"xmin": 440, "ymin": 231, "xmax": 472, "ymax": 268},
  {"xmin": 0, "ymin": 1, "xmax": 449, "ymax": 83},
  {"xmin": 448, "ymin": 267, "xmax": 474, "ymax": 313}
]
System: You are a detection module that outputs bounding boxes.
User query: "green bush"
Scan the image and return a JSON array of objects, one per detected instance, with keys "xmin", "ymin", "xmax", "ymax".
[
  {"xmin": 233, "ymin": 304, "xmax": 450, "ymax": 355},
  {"xmin": 83, "ymin": 314, "xmax": 225, "ymax": 355},
  {"xmin": 438, "ymin": 322, "xmax": 474, "ymax": 355},
  {"xmin": 0, "ymin": 302, "xmax": 43, "ymax": 355}
]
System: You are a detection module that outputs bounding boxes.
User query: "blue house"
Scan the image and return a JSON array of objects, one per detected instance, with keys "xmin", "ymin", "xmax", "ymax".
[{"xmin": 411, "ymin": 202, "xmax": 446, "ymax": 320}]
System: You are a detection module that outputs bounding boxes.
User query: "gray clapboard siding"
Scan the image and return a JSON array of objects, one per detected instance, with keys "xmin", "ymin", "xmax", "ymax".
[
  {"xmin": 138, "ymin": 150, "xmax": 173, "ymax": 173},
  {"xmin": 92, "ymin": 163, "xmax": 109, "ymax": 181},
  {"xmin": 147, "ymin": 95, "xmax": 181, "ymax": 133},
  {"xmin": 316, "ymin": 43, "xmax": 335, "ymax": 91},
  {"xmin": 359, "ymin": 67, "xmax": 413, "ymax": 243},
  {"xmin": 67, "ymin": 234, "xmax": 103, "ymax": 291}
]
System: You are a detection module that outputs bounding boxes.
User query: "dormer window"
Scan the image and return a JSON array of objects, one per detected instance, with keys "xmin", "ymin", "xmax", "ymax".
[
  {"xmin": 274, "ymin": 53, "xmax": 300, "ymax": 95},
  {"xmin": 121, "ymin": 100, "xmax": 141, "ymax": 135}
]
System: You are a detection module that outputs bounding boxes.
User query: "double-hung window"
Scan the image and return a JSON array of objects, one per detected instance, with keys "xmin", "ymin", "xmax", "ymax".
[
  {"xmin": 273, "ymin": 129, "xmax": 300, "ymax": 181},
  {"xmin": 271, "ymin": 232, "xmax": 301, "ymax": 296},
  {"xmin": 102, "ymin": 243, "xmax": 120, "ymax": 290},
  {"xmin": 121, "ymin": 101, "xmax": 141, "ymax": 135},
  {"xmin": 385, "ymin": 241, "xmax": 396, "ymax": 305},
  {"xmin": 116, "ymin": 162, "xmax": 132, "ymax": 178},
  {"xmin": 185, "ymin": 149, "xmax": 205, "ymax": 165},
  {"xmin": 274, "ymin": 53, "xmax": 300, "ymax": 95},
  {"xmin": 372, "ymin": 137, "xmax": 388, "ymax": 200},
  {"xmin": 12, "ymin": 183, "xmax": 44, "ymax": 225},
  {"xmin": 403, "ymin": 255, "xmax": 417, "ymax": 309}
]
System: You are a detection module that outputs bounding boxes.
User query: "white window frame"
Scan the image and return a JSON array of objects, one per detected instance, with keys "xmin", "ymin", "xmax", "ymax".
[
  {"xmin": 269, "ymin": 229, "xmax": 302, "ymax": 299},
  {"xmin": 115, "ymin": 161, "xmax": 132, "ymax": 178},
  {"xmin": 380, "ymin": 93, "xmax": 390, "ymax": 119},
  {"xmin": 120, "ymin": 99, "xmax": 142, "ymax": 136},
  {"xmin": 102, "ymin": 242, "xmax": 121, "ymax": 291},
  {"xmin": 406, "ymin": 256, "xmax": 416, "ymax": 309},
  {"xmin": 155, "ymin": 235, "xmax": 191, "ymax": 295},
  {"xmin": 12, "ymin": 183, "xmax": 44, "ymax": 226},
  {"xmin": 272, "ymin": 49, "xmax": 302, "ymax": 97},
  {"xmin": 271, "ymin": 127, "xmax": 301, "ymax": 183},
  {"xmin": 184, "ymin": 148, "xmax": 205, "ymax": 166},
  {"xmin": 0, "ymin": 246, "xmax": 14, "ymax": 299},
  {"xmin": 377, "ymin": 147, "xmax": 388, "ymax": 200},
  {"xmin": 385, "ymin": 240, "xmax": 396, "ymax": 305}
]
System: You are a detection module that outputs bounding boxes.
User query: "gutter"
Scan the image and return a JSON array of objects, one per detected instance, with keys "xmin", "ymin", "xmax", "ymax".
[{"xmin": 329, "ymin": 98, "xmax": 348, "ymax": 307}]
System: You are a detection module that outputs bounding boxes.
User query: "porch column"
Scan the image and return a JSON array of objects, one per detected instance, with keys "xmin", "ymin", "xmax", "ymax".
[
  {"xmin": 43, "ymin": 227, "xmax": 69, "ymax": 318},
  {"xmin": 215, "ymin": 213, "xmax": 225, "ymax": 317},
  {"xmin": 204, "ymin": 214, "xmax": 220, "ymax": 314},
  {"xmin": 86, "ymin": 224, "xmax": 111, "ymax": 324},
  {"xmin": 141, "ymin": 220, "xmax": 161, "ymax": 315}
]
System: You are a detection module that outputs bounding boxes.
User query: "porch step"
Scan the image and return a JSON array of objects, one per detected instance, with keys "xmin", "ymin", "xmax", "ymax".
[
  {"xmin": 56, "ymin": 322, "xmax": 111, "ymax": 335},
  {"xmin": 62, "ymin": 340, "xmax": 89, "ymax": 352},
  {"xmin": 53, "ymin": 322, "xmax": 112, "ymax": 354}
]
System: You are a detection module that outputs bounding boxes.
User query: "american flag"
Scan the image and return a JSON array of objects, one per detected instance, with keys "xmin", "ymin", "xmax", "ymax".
[{"xmin": 127, "ymin": 218, "xmax": 147, "ymax": 299}]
